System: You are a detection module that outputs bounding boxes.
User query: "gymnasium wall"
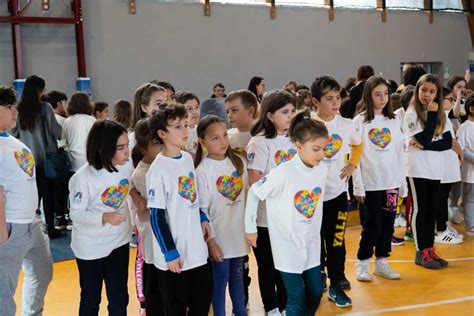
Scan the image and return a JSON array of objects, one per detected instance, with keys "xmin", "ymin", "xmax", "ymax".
[{"xmin": 0, "ymin": 0, "xmax": 470, "ymax": 103}]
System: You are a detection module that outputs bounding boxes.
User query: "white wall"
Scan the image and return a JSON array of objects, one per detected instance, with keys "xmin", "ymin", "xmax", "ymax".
[{"xmin": 0, "ymin": 1, "xmax": 471, "ymax": 103}]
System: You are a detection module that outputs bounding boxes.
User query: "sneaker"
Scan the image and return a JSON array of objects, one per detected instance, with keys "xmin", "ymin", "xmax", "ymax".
[
  {"xmin": 374, "ymin": 258, "xmax": 401, "ymax": 279},
  {"xmin": 66, "ymin": 219, "xmax": 73, "ymax": 231},
  {"xmin": 321, "ymin": 271, "xmax": 327, "ymax": 291},
  {"xmin": 415, "ymin": 249, "xmax": 441, "ymax": 269},
  {"xmin": 428, "ymin": 247, "xmax": 448, "ymax": 267},
  {"xmin": 47, "ymin": 227, "xmax": 64, "ymax": 239},
  {"xmin": 447, "ymin": 225, "xmax": 463, "ymax": 239},
  {"xmin": 394, "ymin": 214, "xmax": 407, "ymax": 227},
  {"xmin": 404, "ymin": 230, "xmax": 414, "ymax": 242},
  {"xmin": 356, "ymin": 259, "xmax": 372, "ymax": 282},
  {"xmin": 434, "ymin": 230, "xmax": 463, "ymax": 244},
  {"xmin": 391, "ymin": 235, "xmax": 405, "ymax": 246},
  {"xmin": 466, "ymin": 229, "xmax": 474, "ymax": 237},
  {"xmin": 130, "ymin": 234, "xmax": 138, "ymax": 248},
  {"xmin": 266, "ymin": 308, "xmax": 281, "ymax": 316},
  {"xmin": 448, "ymin": 206, "xmax": 462, "ymax": 224},
  {"xmin": 338, "ymin": 276, "xmax": 351, "ymax": 290},
  {"xmin": 54, "ymin": 216, "xmax": 69, "ymax": 230},
  {"xmin": 328, "ymin": 285, "xmax": 352, "ymax": 308}
]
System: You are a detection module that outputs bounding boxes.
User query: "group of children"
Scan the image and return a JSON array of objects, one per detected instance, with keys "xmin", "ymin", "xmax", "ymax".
[{"xmin": 1, "ymin": 69, "xmax": 473, "ymax": 316}]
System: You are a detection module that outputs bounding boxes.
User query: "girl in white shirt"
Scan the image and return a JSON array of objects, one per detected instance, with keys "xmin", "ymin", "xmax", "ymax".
[
  {"xmin": 69, "ymin": 120, "xmax": 132, "ymax": 315},
  {"xmin": 195, "ymin": 115, "xmax": 249, "ymax": 316},
  {"xmin": 246, "ymin": 90, "xmax": 297, "ymax": 315},
  {"xmin": 403, "ymin": 74, "xmax": 452, "ymax": 270},
  {"xmin": 245, "ymin": 110, "xmax": 329, "ymax": 316},
  {"xmin": 353, "ymin": 76, "xmax": 404, "ymax": 281}
]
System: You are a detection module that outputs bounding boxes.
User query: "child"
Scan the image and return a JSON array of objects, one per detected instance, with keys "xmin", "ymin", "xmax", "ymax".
[
  {"xmin": 69, "ymin": 120, "xmax": 133, "ymax": 315},
  {"xmin": 112, "ymin": 99, "xmax": 132, "ymax": 130},
  {"xmin": 41, "ymin": 90, "xmax": 68, "ymax": 127},
  {"xmin": 311, "ymin": 76, "xmax": 363, "ymax": 307},
  {"xmin": 435, "ymin": 87, "xmax": 463, "ymax": 244},
  {"xmin": 403, "ymin": 74, "xmax": 452, "ymax": 269},
  {"xmin": 151, "ymin": 80, "xmax": 176, "ymax": 102},
  {"xmin": 195, "ymin": 115, "xmax": 249, "ymax": 316},
  {"xmin": 246, "ymin": 89, "xmax": 296, "ymax": 315},
  {"xmin": 130, "ymin": 118, "xmax": 163, "ymax": 316},
  {"xmin": 353, "ymin": 76, "xmax": 404, "ymax": 280},
  {"xmin": 93, "ymin": 101, "xmax": 109, "ymax": 121},
  {"xmin": 0, "ymin": 86, "xmax": 53, "ymax": 316},
  {"xmin": 146, "ymin": 104, "xmax": 213, "ymax": 314},
  {"xmin": 245, "ymin": 110, "xmax": 329, "ymax": 316},
  {"xmin": 296, "ymin": 89, "xmax": 312, "ymax": 112},
  {"xmin": 225, "ymin": 90, "xmax": 258, "ymax": 154},
  {"xmin": 176, "ymin": 91, "xmax": 200, "ymax": 154},
  {"xmin": 457, "ymin": 94, "xmax": 474, "ymax": 236}
]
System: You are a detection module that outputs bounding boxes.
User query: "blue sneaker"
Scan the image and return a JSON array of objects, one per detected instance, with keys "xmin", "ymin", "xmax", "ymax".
[{"xmin": 328, "ymin": 286, "xmax": 352, "ymax": 308}]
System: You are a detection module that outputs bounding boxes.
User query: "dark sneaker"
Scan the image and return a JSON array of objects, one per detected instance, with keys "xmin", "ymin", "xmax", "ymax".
[
  {"xmin": 328, "ymin": 285, "xmax": 352, "ymax": 308},
  {"xmin": 391, "ymin": 235, "xmax": 405, "ymax": 246},
  {"xmin": 415, "ymin": 249, "xmax": 441, "ymax": 269},
  {"xmin": 55, "ymin": 216, "xmax": 69, "ymax": 230},
  {"xmin": 428, "ymin": 247, "xmax": 448, "ymax": 268},
  {"xmin": 404, "ymin": 230, "xmax": 414, "ymax": 242},
  {"xmin": 321, "ymin": 271, "xmax": 327, "ymax": 291},
  {"xmin": 339, "ymin": 276, "xmax": 351, "ymax": 289}
]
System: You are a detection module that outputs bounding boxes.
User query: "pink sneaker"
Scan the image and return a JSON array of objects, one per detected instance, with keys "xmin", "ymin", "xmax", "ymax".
[{"xmin": 138, "ymin": 309, "xmax": 146, "ymax": 316}]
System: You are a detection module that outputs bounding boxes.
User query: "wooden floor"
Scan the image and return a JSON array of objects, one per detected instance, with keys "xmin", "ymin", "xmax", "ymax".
[{"xmin": 14, "ymin": 211, "xmax": 474, "ymax": 315}]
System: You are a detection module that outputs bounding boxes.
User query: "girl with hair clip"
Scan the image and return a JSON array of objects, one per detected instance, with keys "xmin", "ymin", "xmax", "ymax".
[
  {"xmin": 352, "ymin": 76, "xmax": 404, "ymax": 281},
  {"xmin": 403, "ymin": 74, "xmax": 453, "ymax": 269},
  {"xmin": 245, "ymin": 111, "xmax": 329, "ymax": 316},
  {"xmin": 130, "ymin": 118, "xmax": 164, "ymax": 316},
  {"xmin": 69, "ymin": 120, "xmax": 133, "ymax": 315},
  {"xmin": 245, "ymin": 90, "xmax": 296, "ymax": 315},
  {"xmin": 195, "ymin": 115, "xmax": 249, "ymax": 316}
]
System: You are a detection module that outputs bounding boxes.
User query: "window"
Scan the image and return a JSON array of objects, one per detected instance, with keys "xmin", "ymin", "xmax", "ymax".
[{"xmin": 334, "ymin": 0, "xmax": 375, "ymax": 9}]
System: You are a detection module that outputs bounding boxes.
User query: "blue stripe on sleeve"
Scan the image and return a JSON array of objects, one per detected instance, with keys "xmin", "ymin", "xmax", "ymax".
[{"xmin": 150, "ymin": 207, "xmax": 180, "ymax": 262}]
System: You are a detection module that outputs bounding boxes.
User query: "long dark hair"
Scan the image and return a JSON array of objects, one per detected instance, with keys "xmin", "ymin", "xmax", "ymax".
[
  {"xmin": 248, "ymin": 76, "xmax": 264, "ymax": 101},
  {"xmin": 250, "ymin": 89, "xmax": 296, "ymax": 138},
  {"xmin": 17, "ymin": 75, "xmax": 46, "ymax": 131},
  {"xmin": 359, "ymin": 76, "xmax": 395, "ymax": 123},
  {"xmin": 194, "ymin": 115, "xmax": 246, "ymax": 176},
  {"xmin": 131, "ymin": 118, "xmax": 153, "ymax": 167}
]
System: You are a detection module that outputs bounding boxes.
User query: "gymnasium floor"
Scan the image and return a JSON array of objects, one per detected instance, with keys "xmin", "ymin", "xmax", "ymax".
[{"xmin": 14, "ymin": 211, "xmax": 474, "ymax": 315}]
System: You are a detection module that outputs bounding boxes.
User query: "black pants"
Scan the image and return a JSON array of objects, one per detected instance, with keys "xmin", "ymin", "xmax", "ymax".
[
  {"xmin": 357, "ymin": 189, "xmax": 398, "ymax": 260},
  {"xmin": 53, "ymin": 171, "xmax": 74, "ymax": 219},
  {"xmin": 320, "ymin": 192, "xmax": 348, "ymax": 285},
  {"xmin": 35, "ymin": 166, "xmax": 56, "ymax": 230},
  {"xmin": 436, "ymin": 183, "xmax": 452, "ymax": 232},
  {"xmin": 76, "ymin": 243, "xmax": 130, "ymax": 316},
  {"xmin": 144, "ymin": 263, "xmax": 165, "ymax": 316},
  {"xmin": 253, "ymin": 227, "xmax": 287, "ymax": 312},
  {"xmin": 408, "ymin": 177, "xmax": 441, "ymax": 251},
  {"xmin": 156, "ymin": 262, "xmax": 212, "ymax": 316}
]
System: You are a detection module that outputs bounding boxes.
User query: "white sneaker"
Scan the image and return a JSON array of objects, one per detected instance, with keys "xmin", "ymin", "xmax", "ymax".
[
  {"xmin": 356, "ymin": 260, "xmax": 372, "ymax": 282},
  {"xmin": 435, "ymin": 230, "xmax": 463, "ymax": 244},
  {"xmin": 266, "ymin": 308, "xmax": 281, "ymax": 316},
  {"xmin": 394, "ymin": 214, "xmax": 407, "ymax": 227},
  {"xmin": 465, "ymin": 229, "xmax": 474, "ymax": 237},
  {"xmin": 448, "ymin": 206, "xmax": 463, "ymax": 224},
  {"xmin": 374, "ymin": 258, "xmax": 401, "ymax": 279},
  {"xmin": 447, "ymin": 225, "xmax": 463, "ymax": 239}
]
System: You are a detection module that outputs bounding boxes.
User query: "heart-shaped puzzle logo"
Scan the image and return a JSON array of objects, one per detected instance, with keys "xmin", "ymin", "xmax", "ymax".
[
  {"xmin": 14, "ymin": 148, "xmax": 35, "ymax": 177},
  {"xmin": 368, "ymin": 128, "xmax": 392, "ymax": 149},
  {"xmin": 101, "ymin": 179, "xmax": 129, "ymax": 209},
  {"xmin": 274, "ymin": 148, "xmax": 297, "ymax": 166},
  {"xmin": 178, "ymin": 172, "xmax": 197, "ymax": 203},
  {"xmin": 324, "ymin": 134, "xmax": 343, "ymax": 159},
  {"xmin": 216, "ymin": 170, "xmax": 243, "ymax": 202},
  {"xmin": 293, "ymin": 187, "xmax": 322, "ymax": 219}
]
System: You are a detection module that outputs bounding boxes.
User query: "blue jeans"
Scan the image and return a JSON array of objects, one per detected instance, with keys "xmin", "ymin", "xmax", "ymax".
[
  {"xmin": 211, "ymin": 257, "xmax": 246, "ymax": 316},
  {"xmin": 280, "ymin": 265, "xmax": 323, "ymax": 316}
]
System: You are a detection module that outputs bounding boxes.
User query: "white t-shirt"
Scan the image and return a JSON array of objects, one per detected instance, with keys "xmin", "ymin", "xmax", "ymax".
[
  {"xmin": 130, "ymin": 161, "xmax": 154, "ymax": 264},
  {"xmin": 62, "ymin": 114, "xmax": 96, "ymax": 171},
  {"xmin": 252, "ymin": 154, "xmax": 327, "ymax": 273},
  {"xmin": 146, "ymin": 151, "xmax": 208, "ymax": 271},
  {"xmin": 69, "ymin": 162, "xmax": 133, "ymax": 260},
  {"xmin": 403, "ymin": 106, "xmax": 450, "ymax": 180},
  {"xmin": 196, "ymin": 156, "xmax": 250, "ymax": 259},
  {"xmin": 0, "ymin": 133, "xmax": 38, "ymax": 223},
  {"xmin": 457, "ymin": 120, "xmax": 474, "ymax": 183},
  {"xmin": 312, "ymin": 114, "xmax": 361, "ymax": 201},
  {"xmin": 442, "ymin": 117, "xmax": 461, "ymax": 184},
  {"xmin": 186, "ymin": 126, "xmax": 198, "ymax": 154},
  {"xmin": 352, "ymin": 113, "xmax": 404, "ymax": 195},
  {"xmin": 55, "ymin": 114, "xmax": 67, "ymax": 148},
  {"xmin": 228, "ymin": 128, "xmax": 252, "ymax": 154},
  {"xmin": 246, "ymin": 134, "xmax": 296, "ymax": 227}
]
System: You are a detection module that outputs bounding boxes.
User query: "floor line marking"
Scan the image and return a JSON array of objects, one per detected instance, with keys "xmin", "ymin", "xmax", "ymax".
[{"xmin": 346, "ymin": 257, "xmax": 474, "ymax": 263}]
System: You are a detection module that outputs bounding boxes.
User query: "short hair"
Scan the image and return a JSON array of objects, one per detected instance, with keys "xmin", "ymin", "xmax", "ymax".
[
  {"xmin": 94, "ymin": 101, "xmax": 109, "ymax": 114},
  {"xmin": 403, "ymin": 65, "xmax": 426, "ymax": 86},
  {"xmin": 149, "ymin": 103, "xmax": 188, "ymax": 144},
  {"xmin": 311, "ymin": 76, "xmax": 341, "ymax": 101},
  {"xmin": 225, "ymin": 90, "xmax": 258, "ymax": 110},
  {"xmin": 390, "ymin": 92, "xmax": 401, "ymax": 111},
  {"xmin": 213, "ymin": 83, "xmax": 225, "ymax": 90},
  {"xmin": 0, "ymin": 86, "xmax": 17, "ymax": 106},
  {"xmin": 67, "ymin": 92, "xmax": 93, "ymax": 116},
  {"xmin": 356, "ymin": 65, "xmax": 375, "ymax": 81},
  {"xmin": 175, "ymin": 91, "xmax": 200, "ymax": 105},
  {"xmin": 86, "ymin": 120, "xmax": 128, "ymax": 172},
  {"xmin": 388, "ymin": 80, "xmax": 398, "ymax": 94},
  {"xmin": 41, "ymin": 90, "xmax": 67, "ymax": 109},
  {"xmin": 464, "ymin": 93, "xmax": 474, "ymax": 116}
]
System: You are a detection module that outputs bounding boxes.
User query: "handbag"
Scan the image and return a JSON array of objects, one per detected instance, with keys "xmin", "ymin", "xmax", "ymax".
[{"xmin": 41, "ymin": 114, "xmax": 72, "ymax": 179}]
